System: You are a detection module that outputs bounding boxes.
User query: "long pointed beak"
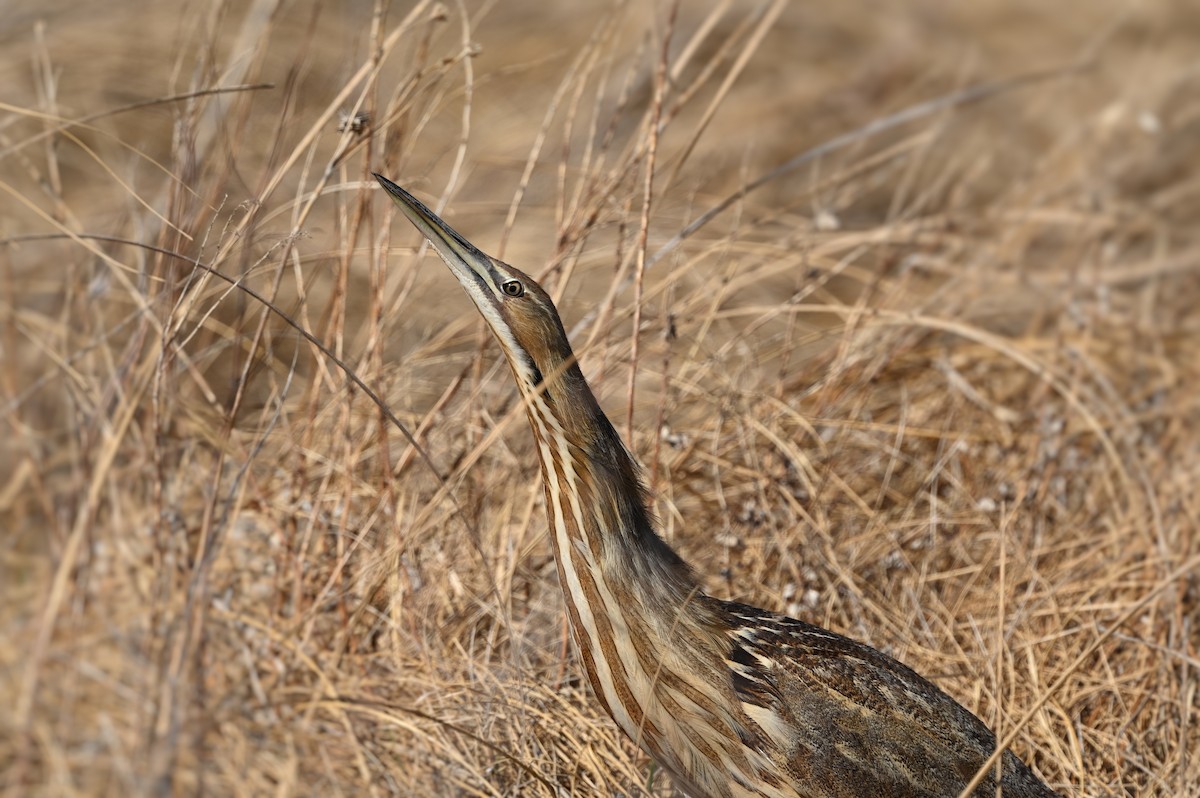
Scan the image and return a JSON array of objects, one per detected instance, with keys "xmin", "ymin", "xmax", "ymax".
[{"xmin": 373, "ymin": 173, "xmax": 501, "ymax": 298}]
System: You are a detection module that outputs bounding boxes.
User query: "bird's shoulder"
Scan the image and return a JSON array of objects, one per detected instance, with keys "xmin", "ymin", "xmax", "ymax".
[{"xmin": 699, "ymin": 597, "xmax": 1060, "ymax": 797}]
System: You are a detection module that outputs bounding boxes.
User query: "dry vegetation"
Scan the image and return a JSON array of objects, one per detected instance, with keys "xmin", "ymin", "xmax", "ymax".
[{"xmin": 2, "ymin": 1, "xmax": 1199, "ymax": 796}]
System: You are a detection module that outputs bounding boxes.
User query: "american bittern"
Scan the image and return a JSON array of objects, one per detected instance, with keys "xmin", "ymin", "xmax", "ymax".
[{"xmin": 375, "ymin": 174, "xmax": 1060, "ymax": 798}]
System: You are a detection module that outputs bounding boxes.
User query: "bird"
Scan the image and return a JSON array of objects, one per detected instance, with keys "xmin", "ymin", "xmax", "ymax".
[{"xmin": 374, "ymin": 173, "xmax": 1061, "ymax": 798}]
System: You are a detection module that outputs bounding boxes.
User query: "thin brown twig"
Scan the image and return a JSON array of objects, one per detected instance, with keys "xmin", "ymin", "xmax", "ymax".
[{"xmin": 626, "ymin": 1, "xmax": 677, "ymax": 441}]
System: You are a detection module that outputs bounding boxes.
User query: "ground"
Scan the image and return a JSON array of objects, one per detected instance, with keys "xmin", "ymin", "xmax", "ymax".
[{"xmin": 1, "ymin": 1, "xmax": 1198, "ymax": 795}]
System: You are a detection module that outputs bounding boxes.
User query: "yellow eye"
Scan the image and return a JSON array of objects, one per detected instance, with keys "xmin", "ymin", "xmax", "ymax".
[{"xmin": 502, "ymin": 280, "xmax": 524, "ymax": 297}]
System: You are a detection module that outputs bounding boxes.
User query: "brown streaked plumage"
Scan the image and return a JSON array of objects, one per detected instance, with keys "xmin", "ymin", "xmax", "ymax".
[{"xmin": 375, "ymin": 173, "xmax": 1061, "ymax": 798}]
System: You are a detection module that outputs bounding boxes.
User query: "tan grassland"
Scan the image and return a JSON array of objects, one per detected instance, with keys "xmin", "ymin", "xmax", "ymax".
[{"xmin": 1, "ymin": 1, "xmax": 1198, "ymax": 795}]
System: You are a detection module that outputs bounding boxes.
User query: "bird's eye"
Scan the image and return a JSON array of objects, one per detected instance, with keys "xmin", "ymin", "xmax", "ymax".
[{"xmin": 502, "ymin": 280, "xmax": 524, "ymax": 297}]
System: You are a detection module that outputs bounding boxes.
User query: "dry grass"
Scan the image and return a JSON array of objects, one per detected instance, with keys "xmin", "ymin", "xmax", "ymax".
[{"xmin": 2, "ymin": 1, "xmax": 1199, "ymax": 796}]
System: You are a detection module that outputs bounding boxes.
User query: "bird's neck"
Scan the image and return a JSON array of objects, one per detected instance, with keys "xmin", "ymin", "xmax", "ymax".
[
  {"xmin": 515, "ymin": 360, "xmax": 700, "ymax": 605},
  {"xmin": 514, "ymin": 357, "xmax": 725, "ymax": 767}
]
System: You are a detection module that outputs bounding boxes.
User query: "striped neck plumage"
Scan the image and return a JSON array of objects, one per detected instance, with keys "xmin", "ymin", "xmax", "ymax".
[{"xmin": 507, "ymin": 350, "xmax": 698, "ymax": 603}]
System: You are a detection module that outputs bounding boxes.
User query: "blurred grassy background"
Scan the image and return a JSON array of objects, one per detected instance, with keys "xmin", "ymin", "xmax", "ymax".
[{"xmin": 2, "ymin": 1, "xmax": 1198, "ymax": 795}]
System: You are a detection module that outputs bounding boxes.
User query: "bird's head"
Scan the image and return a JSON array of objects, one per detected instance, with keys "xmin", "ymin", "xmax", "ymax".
[{"xmin": 375, "ymin": 174, "xmax": 582, "ymax": 409}]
